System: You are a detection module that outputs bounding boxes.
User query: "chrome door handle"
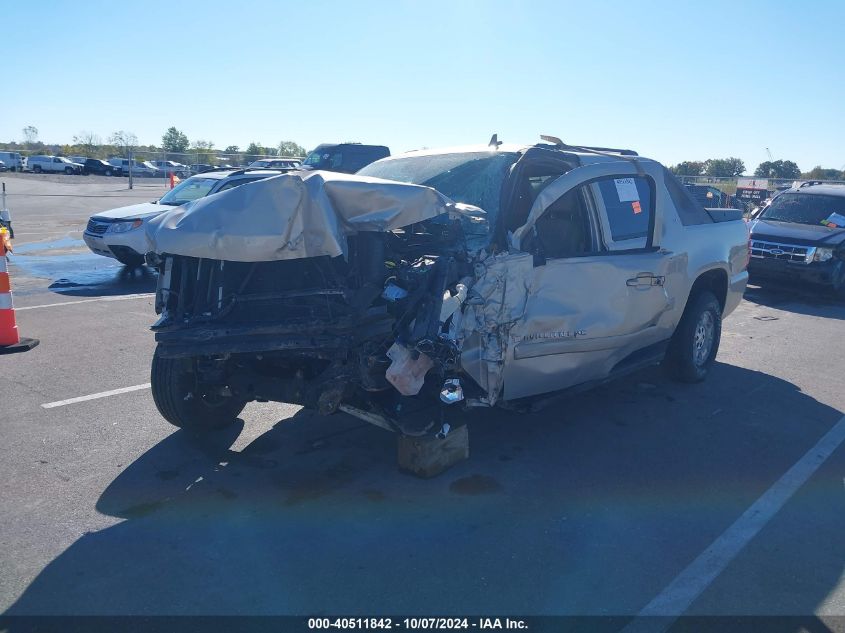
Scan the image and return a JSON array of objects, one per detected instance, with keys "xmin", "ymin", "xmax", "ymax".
[{"xmin": 627, "ymin": 273, "xmax": 665, "ymax": 287}]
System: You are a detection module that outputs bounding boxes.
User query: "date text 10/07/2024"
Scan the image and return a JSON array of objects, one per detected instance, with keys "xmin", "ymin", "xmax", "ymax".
[{"xmin": 308, "ymin": 618, "xmax": 529, "ymax": 630}]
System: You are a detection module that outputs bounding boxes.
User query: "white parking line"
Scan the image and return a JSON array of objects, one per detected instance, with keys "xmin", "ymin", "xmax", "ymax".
[
  {"xmin": 16, "ymin": 293, "xmax": 154, "ymax": 311},
  {"xmin": 41, "ymin": 383, "xmax": 151, "ymax": 409},
  {"xmin": 623, "ymin": 413, "xmax": 845, "ymax": 632}
]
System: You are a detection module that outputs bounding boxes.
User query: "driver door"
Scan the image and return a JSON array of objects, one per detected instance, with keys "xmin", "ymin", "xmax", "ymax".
[{"xmin": 502, "ymin": 160, "xmax": 675, "ymax": 400}]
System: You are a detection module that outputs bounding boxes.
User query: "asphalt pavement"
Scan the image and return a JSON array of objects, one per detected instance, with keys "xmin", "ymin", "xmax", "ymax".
[{"xmin": 0, "ymin": 176, "xmax": 843, "ymax": 625}]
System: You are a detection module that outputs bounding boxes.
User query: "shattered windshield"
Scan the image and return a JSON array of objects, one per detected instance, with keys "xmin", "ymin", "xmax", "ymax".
[
  {"xmin": 760, "ymin": 192, "xmax": 845, "ymax": 226},
  {"xmin": 357, "ymin": 151, "xmax": 519, "ymax": 244}
]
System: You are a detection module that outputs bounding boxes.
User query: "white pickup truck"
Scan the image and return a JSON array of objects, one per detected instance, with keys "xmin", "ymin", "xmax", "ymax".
[
  {"xmin": 145, "ymin": 137, "xmax": 750, "ymax": 440},
  {"xmin": 27, "ymin": 155, "xmax": 84, "ymax": 174}
]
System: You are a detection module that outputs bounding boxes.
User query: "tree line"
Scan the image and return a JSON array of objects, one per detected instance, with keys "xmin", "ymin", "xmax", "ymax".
[
  {"xmin": 1, "ymin": 125, "xmax": 308, "ymax": 164},
  {"xmin": 670, "ymin": 157, "xmax": 843, "ymax": 181}
]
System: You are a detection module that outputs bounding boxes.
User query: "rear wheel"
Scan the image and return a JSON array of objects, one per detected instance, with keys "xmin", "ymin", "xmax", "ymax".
[
  {"xmin": 664, "ymin": 290, "xmax": 722, "ymax": 383},
  {"xmin": 33, "ymin": 165, "xmax": 42, "ymax": 173},
  {"xmin": 151, "ymin": 346, "xmax": 246, "ymax": 431}
]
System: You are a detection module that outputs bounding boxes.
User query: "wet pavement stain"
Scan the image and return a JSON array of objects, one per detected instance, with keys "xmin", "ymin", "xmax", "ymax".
[
  {"xmin": 449, "ymin": 474, "xmax": 502, "ymax": 496},
  {"xmin": 11, "ymin": 237, "xmax": 85, "ymax": 255},
  {"xmin": 8, "ymin": 237, "xmax": 157, "ymax": 297}
]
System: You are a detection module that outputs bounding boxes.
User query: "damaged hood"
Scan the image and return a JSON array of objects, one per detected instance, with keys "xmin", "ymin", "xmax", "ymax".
[{"xmin": 145, "ymin": 170, "xmax": 453, "ymax": 262}]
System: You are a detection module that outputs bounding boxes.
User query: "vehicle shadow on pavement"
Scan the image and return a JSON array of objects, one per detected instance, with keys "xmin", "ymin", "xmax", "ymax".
[
  {"xmin": 744, "ymin": 283, "xmax": 844, "ymax": 320},
  {"xmin": 4, "ymin": 363, "xmax": 844, "ymax": 618}
]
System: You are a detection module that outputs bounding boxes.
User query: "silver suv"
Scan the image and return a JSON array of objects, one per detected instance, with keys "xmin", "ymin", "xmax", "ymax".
[{"xmin": 84, "ymin": 168, "xmax": 290, "ymax": 266}]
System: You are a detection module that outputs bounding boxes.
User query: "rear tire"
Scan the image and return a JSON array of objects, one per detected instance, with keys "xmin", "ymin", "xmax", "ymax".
[
  {"xmin": 664, "ymin": 290, "xmax": 722, "ymax": 383},
  {"xmin": 33, "ymin": 165, "xmax": 42, "ymax": 173},
  {"xmin": 151, "ymin": 346, "xmax": 246, "ymax": 431}
]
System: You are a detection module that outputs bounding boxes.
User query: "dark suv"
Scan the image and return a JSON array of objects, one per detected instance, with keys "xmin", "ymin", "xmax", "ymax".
[
  {"xmin": 301, "ymin": 143, "xmax": 389, "ymax": 174},
  {"xmin": 748, "ymin": 182, "xmax": 845, "ymax": 294},
  {"xmin": 82, "ymin": 158, "xmax": 121, "ymax": 176}
]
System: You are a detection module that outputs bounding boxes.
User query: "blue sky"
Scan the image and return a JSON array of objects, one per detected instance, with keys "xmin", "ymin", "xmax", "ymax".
[{"xmin": 2, "ymin": 0, "xmax": 843, "ymax": 173}]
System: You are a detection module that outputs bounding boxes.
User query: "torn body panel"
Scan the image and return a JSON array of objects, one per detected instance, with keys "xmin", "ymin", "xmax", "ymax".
[{"xmin": 458, "ymin": 251, "xmax": 533, "ymax": 405}]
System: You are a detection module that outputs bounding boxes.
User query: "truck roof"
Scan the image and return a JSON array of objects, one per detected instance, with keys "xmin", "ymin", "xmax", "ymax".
[
  {"xmin": 785, "ymin": 183, "xmax": 845, "ymax": 196},
  {"xmin": 394, "ymin": 142, "xmax": 648, "ymax": 165}
]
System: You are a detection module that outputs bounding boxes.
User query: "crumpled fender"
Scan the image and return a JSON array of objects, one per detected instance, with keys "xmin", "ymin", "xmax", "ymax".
[{"xmin": 459, "ymin": 251, "xmax": 533, "ymax": 405}]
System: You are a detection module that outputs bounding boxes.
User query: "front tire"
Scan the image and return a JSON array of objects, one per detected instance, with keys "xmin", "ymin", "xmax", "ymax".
[
  {"xmin": 33, "ymin": 165, "xmax": 42, "ymax": 173},
  {"xmin": 664, "ymin": 290, "xmax": 722, "ymax": 383},
  {"xmin": 104, "ymin": 168, "xmax": 113, "ymax": 176},
  {"xmin": 151, "ymin": 347, "xmax": 246, "ymax": 431},
  {"xmin": 65, "ymin": 167, "xmax": 74, "ymax": 175},
  {"xmin": 115, "ymin": 253, "xmax": 145, "ymax": 267}
]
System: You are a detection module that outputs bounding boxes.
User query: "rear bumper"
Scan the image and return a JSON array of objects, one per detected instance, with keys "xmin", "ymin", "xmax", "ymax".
[{"xmin": 748, "ymin": 257, "xmax": 842, "ymax": 287}]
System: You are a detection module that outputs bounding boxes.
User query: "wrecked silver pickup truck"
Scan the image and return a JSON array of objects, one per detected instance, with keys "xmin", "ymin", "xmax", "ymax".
[{"xmin": 145, "ymin": 138, "xmax": 749, "ymax": 438}]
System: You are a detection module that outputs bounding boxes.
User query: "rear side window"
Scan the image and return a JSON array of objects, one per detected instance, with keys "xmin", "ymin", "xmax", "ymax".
[
  {"xmin": 215, "ymin": 177, "xmax": 265, "ymax": 193},
  {"xmin": 595, "ymin": 176, "xmax": 653, "ymax": 244},
  {"xmin": 662, "ymin": 168, "xmax": 713, "ymax": 226}
]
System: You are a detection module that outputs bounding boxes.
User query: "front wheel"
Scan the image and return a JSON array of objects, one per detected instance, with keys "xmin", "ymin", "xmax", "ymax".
[
  {"xmin": 664, "ymin": 290, "xmax": 722, "ymax": 383},
  {"xmin": 115, "ymin": 253, "xmax": 145, "ymax": 267},
  {"xmin": 33, "ymin": 165, "xmax": 42, "ymax": 173},
  {"xmin": 65, "ymin": 167, "xmax": 74, "ymax": 175},
  {"xmin": 151, "ymin": 347, "xmax": 246, "ymax": 431},
  {"xmin": 104, "ymin": 168, "xmax": 113, "ymax": 176}
]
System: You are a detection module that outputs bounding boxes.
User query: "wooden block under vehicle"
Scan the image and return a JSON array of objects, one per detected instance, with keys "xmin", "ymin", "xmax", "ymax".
[{"xmin": 397, "ymin": 425, "xmax": 469, "ymax": 478}]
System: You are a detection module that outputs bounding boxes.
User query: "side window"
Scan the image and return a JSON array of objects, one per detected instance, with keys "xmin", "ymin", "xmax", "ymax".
[
  {"xmin": 215, "ymin": 177, "xmax": 264, "ymax": 193},
  {"xmin": 53, "ymin": 158, "xmax": 62, "ymax": 163},
  {"xmin": 330, "ymin": 153, "xmax": 343, "ymax": 168},
  {"xmin": 593, "ymin": 176, "xmax": 654, "ymax": 250},
  {"xmin": 662, "ymin": 168, "xmax": 713, "ymax": 226},
  {"xmin": 530, "ymin": 187, "xmax": 596, "ymax": 259}
]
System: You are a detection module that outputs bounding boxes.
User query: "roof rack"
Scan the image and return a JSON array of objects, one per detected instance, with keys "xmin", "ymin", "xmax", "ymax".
[
  {"xmin": 798, "ymin": 180, "xmax": 825, "ymax": 188},
  {"xmin": 198, "ymin": 166, "xmax": 297, "ymax": 176},
  {"xmin": 539, "ymin": 135, "xmax": 638, "ymax": 156}
]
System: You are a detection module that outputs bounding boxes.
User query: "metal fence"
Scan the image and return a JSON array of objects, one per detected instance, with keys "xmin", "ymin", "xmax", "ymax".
[{"xmin": 1, "ymin": 148, "xmax": 305, "ymax": 189}]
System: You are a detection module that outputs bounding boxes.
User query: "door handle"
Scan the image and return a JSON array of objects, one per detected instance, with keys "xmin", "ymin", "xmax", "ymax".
[{"xmin": 627, "ymin": 273, "xmax": 665, "ymax": 287}]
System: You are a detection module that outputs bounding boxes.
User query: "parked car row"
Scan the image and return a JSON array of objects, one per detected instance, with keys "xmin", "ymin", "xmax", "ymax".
[{"xmin": 4, "ymin": 142, "xmax": 394, "ymax": 178}]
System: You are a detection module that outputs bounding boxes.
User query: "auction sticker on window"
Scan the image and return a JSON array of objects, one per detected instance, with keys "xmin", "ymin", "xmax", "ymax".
[{"xmin": 614, "ymin": 178, "xmax": 640, "ymax": 202}]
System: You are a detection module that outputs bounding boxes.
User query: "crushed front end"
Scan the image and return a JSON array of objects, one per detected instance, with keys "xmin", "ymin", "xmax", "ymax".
[{"xmin": 150, "ymin": 222, "xmax": 475, "ymax": 435}]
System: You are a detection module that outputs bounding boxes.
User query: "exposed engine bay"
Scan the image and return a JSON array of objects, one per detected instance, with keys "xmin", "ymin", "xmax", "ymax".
[{"xmin": 151, "ymin": 218, "xmax": 478, "ymax": 436}]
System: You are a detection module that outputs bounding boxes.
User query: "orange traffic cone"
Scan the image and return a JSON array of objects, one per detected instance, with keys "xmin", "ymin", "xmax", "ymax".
[{"xmin": 0, "ymin": 227, "xmax": 39, "ymax": 354}]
